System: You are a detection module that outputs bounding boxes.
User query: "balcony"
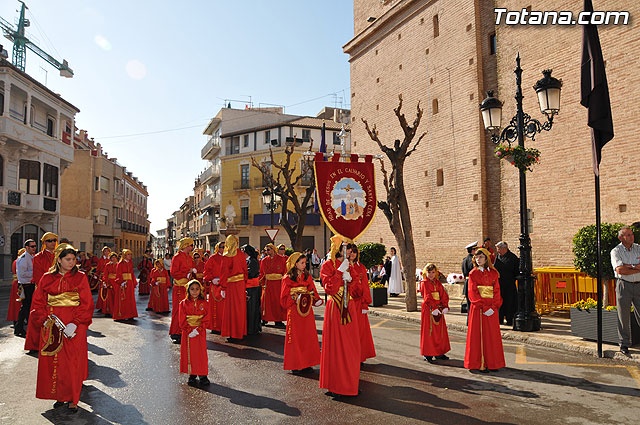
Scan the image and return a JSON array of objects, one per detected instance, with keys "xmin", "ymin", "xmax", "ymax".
[
  {"xmin": 233, "ymin": 180, "xmax": 251, "ymax": 190},
  {"xmin": 198, "ymin": 193, "xmax": 220, "ymax": 210},
  {"xmin": 200, "ymin": 164, "xmax": 220, "ymax": 185},
  {"xmin": 1, "ymin": 190, "xmax": 58, "ymax": 214},
  {"xmin": 199, "ymin": 220, "xmax": 218, "ymax": 235},
  {"xmin": 201, "ymin": 135, "xmax": 221, "ymax": 160},
  {"xmin": 0, "ymin": 115, "xmax": 74, "ymax": 165}
]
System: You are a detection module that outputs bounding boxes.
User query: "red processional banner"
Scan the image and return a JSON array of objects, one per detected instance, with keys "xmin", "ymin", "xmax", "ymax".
[{"xmin": 313, "ymin": 153, "xmax": 377, "ymax": 241}]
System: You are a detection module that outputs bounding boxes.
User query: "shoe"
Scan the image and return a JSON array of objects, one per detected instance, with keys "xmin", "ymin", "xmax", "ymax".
[
  {"xmin": 479, "ymin": 368, "xmax": 489, "ymax": 373},
  {"xmin": 67, "ymin": 405, "xmax": 78, "ymax": 414},
  {"xmin": 261, "ymin": 320, "xmax": 267, "ymax": 326},
  {"xmin": 188, "ymin": 375, "xmax": 198, "ymax": 386},
  {"xmin": 435, "ymin": 355, "xmax": 449, "ymax": 360},
  {"xmin": 275, "ymin": 321, "xmax": 285, "ymax": 328},
  {"xmin": 424, "ymin": 356, "xmax": 435, "ymax": 364},
  {"xmin": 53, "ymin": 401, "xmax": 67, "ymax": 409},
  {"xmin": 14, "ymin": 331, "xmax": 26, "ymax": 338},
  {"xmin": 620, "ymin": 346, "xmax": 630, "ymax": 355},
  {"xmin": 198, "ymin": 376, "xmax": 210, "ymax": 386}
]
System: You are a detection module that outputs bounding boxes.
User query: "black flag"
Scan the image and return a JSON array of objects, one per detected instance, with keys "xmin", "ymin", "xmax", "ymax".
[{"xmin": 580, "ymin": 0, "xmax": 614, "ymax": 175}]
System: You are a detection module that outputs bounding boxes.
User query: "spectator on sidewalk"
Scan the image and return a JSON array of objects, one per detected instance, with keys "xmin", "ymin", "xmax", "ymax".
[
  {"xmin": 388, "ymin": 248, "xmax": 403, "ymax": 297},
  {"xmin": 610, "ymin": 226, "xmax": 640, "ymax": 356},
  {"xmin": 379, "ymin": 256, "xmax": 391, "ymax": 287},
  {"xmin": 15, "ymin": 239, "xmax": 37, "ymax": 337},
  {"xmin": 494, "ymin": 241, "xmax": 519, "ymax": 326},
  {"xmin": 461, "ymin": 241, "xmax": 478, "ymax": 317}
]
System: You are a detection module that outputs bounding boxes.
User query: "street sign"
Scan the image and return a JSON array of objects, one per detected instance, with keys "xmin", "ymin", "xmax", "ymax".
[{"xmin": 265, "ymin": 228, "xmax": 279, "ymax": 242}]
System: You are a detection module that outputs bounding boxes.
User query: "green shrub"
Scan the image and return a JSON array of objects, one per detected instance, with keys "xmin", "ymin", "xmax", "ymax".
[
  {"xmin": 358, "ymin": 242, "xmax": 386, "ymax": 269},
  {"xmin": 285, "ymin": 248, "xmax": 294, "ymax": 256}
]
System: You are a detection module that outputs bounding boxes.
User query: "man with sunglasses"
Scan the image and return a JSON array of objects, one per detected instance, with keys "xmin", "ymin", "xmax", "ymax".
[
  {"xmin": 15, "ymin": 239, "xmax": 38, "ymax": 337},
  {"xmin": 23, "ymin": 233, "xmax": 59, "ymax": 350}
]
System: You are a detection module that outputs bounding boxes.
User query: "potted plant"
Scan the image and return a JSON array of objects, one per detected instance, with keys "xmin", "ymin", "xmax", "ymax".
[
  {"xmin": 570, "ymin": 298, "xmax": 640, "ymax": 345},
  {"xmin": 494, "ymin": 144, "xmax": 540, "ymax": 172},
  {"xmin": 369, "ymin": 280, "xmax": 388, "ymax": 307},
  {"xmin": 357, "ymin": 242, "xmax": 388, "ymax": 307}
]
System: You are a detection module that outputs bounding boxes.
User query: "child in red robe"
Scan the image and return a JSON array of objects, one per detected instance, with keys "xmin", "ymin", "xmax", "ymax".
[
  {"xmin": 464, "ymin": 248, "xmax": 505, "ymax": 372},
  {"xmin": 113, "ymin": 249, "xmax": 138, "ymax": 321},
  {"xmin": 179, "ymin": 280, "xmax": 210, "ymax": 386},
  {"xmin": 419, "ymin": 263, "xmax": 451, "ymax": 363},
  {"xmin": 280, "ymin": 252, "xmax": 322, "ymax": 373},
  {"xmin": 6, "ymin": 248, "xmax": 25, "ymax": 323},
  {"xmin": 102, "ymin": 253, "xmax": 119, "ymax": 316},
  {"xmin": 148, "ymin": 259, "xmax": 171, "ymax": 313},
  {"xmin": 204, "ymin": 242, "xmax": 225, "ymax": 333},
  {"xmin": 346, "ymin": 243, "xmax": 376, "ymax": 363}
]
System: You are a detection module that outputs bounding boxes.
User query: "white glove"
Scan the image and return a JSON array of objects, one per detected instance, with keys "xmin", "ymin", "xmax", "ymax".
[
  {"xmin": 362, "ymin": 309, "xmax": 369, "ymax": 314},
  {"xmin": 64, "ymin": 322, "xmax": 77, "ymax": 338},
  {"xmin": 313, "ymin": 299, "xmax": 323, "ymax": 307},
  {"xmin": 220, "ymin": 290, "xmax": 226, "ymax": 299},
  {"xmin": 192, "ymin": 268, "xmax": 198, "ymax": 274},
  {"xmin": 121, "ymin": 282, "xmax": 126, "ymax": 288},
  {"xmin": 342, "ymin": 271, "xmax": 352, "ymax": 282},
  {"xmin": 212, "ymin": 277, "xmax": 220, "ymax": 285},
  {"xmin": 442, "ymin": 308, "xmax": 449, "ymax": 314},
  {"xmin": 188, "ymin": 329, "xmax": 199, "ymax": 338},
  {"xmin": 296, "ymin": 294, "xmax": 302, "ymax": 303},
  {"xmin": 337, "ymin": 260, "xmax": 349, "ymax": 273},
  {"xmin": 102, "ymin": 283, "xmax": 107, "ymax": 288},
  {"xmin": 484, "ymin": 308, "xmax": 494, "ymax": 316},
  {"xmin": 432, "ymin": 309, "xmax": 441, "ymax": 316}
]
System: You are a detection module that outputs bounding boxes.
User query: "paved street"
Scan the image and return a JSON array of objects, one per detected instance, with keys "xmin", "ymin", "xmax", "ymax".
[{"xmin": 1, "ymin": 285, "xmax": 639, "ymax": 425}]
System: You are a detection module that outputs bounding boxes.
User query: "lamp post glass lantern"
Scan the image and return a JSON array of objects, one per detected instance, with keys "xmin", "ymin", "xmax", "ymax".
[
  {"xmin": 479, "ymin": 53, "xmax": 562, "ymax": 332},
  {"xmin": 262, "ymin": 185, "xmax": 281, "ymax": 228}
]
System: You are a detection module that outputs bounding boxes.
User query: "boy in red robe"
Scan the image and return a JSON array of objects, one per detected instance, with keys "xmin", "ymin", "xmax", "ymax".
[
  {"xmin": 101, "ymin": 252, "xmax": 119, "ymax": 316},
  {"xmin": 113, "ymin": 249, "xmax": 138, "ymax": 321},
  {"xmin": 219, "ymin": 235, "xmax": 248, "ymax": 342},
  {"xmin": 259, "ymin": 243, "xmax": 287, "ymax": 327},
  {"xmin": 419, "ymin": 263, "xmax": 451, "ymax": 363},
  {"xmin": 95, "ymin": 246, "xmax": 111, "ymax": 312},
  {"xmin": 179, "ymin": 280, "xmax": 210, "ymax": 386},
  {"xmin": 148, "ymin": 259, "xmax": 171, "ymax": 313},
  {"xmin": 204, "ymin": 241, "xmax": 225, "ymax": 333},
  {"xmin": 346, "ymin": 243, "xmax": 376, "ymax": 363},
  {"xmin": 170, "ymin": 237, "xmax": 195, "ymax": 343}
]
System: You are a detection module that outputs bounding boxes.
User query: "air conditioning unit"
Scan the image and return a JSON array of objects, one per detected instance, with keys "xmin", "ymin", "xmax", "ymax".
[
  {"xmin": 285, "ymin": 137, "xmax": 303, "ymax": 146},
  {"xmin": 270, "ymin": 139, "xmax": 280, "ymax": 147}
]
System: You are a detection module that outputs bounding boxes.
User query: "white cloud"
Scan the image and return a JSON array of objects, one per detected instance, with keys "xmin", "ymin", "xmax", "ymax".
[{"xmin": 125, "ymin": 60, "xmax": 147, "ymax": 80}]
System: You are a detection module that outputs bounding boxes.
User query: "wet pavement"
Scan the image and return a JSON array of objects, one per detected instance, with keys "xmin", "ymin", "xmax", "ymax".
[{"xmin": 1, "ymin": 285, "xmax": 639, "ymax": 425}]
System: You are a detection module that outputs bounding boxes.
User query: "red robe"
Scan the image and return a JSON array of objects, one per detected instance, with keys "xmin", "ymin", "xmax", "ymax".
[
  {"xmin": 204, "ymin": 253, "xmax": 224, "ymax": 332},
  {"xmin": 113, "ymin": 260, "xmax": 138, "ymax": 320},
  {"xmin": 148, "ymin": 268, "xmax": 171, "ymax": 313},
  {"xmin": 259, "ymin": 255, "xmax": 287, "ymax": 322},
  {"xmin": 464, "ymin": 267, "xmax": 505, "ymax": 370},
  {"xmin": 420, "ymin": 277, "xmax": 451, "ymax": 357},
  {"xmin": 170, "ymin": 251, "xmax": 194, "ymax": 335},
  {"xmin": 319, "ymin": 259, "xmax": 361, "ymax": 396},
  {"xmin": 137, "ymin": 257, "xmax": 153, "ymax": 295},
  {"xmin": 30, "ymin": 269, "xmax": 94, "ymax": 404},
  {"xmin": 101, "ymin": 262, "xmax": 118, "ymax": 316},
  {"xmin": 7, "ymin": 259, "xmax": 22, "ymax": 322},
  {"xmin": 280, "ymin": 274, "xmax": 321, "ymax": 370},
  {"xmin": 193, "ymin": 261, "xmax": 205, "ymax": 283},
  {"xmin": 24, "ymin": 250, "xmax": 54, "ymax": 351},
  {"xmin": 95, "ymin": 256, "xmax": 110, "ymax": 311},
  {"xmin": 179, "ymin": 297, "xmax": 210, "ymax": 375},
  {"xmin": 351, "ymin": 262, "xmax": 376, "ymax": 362},
  {"xmin": 220, "ymin": 252, "xmax": 248, "ymax": 339}
]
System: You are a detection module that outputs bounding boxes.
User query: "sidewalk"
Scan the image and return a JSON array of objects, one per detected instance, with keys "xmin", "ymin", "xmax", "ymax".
[{"xmin": 314, "ymin": 281, "xmax": 640, "ymax": 364}]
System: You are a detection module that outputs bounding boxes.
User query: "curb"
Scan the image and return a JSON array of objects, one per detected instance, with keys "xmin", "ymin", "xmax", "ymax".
[{"xmin": 367, "ymin": 308, "xmax": 640, "ymax": 364}]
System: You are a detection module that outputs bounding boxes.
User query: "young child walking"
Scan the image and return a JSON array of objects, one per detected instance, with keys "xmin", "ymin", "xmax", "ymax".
[
  {"xmin": 179, "ymin": 280, "xmax": 210, "ymax": 386},
  {"xmin": 419, "ymin": 263, "xmax": 451, "ymax": 363}
]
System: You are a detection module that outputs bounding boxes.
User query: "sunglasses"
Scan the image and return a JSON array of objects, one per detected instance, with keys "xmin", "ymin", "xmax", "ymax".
[
  {"xmin": 45, "ymin": 239, "xmax": 57, "ymax": 243},
  {"xmin": 28, "ymin": 245, "xmax": 37, "ymax": 248}
]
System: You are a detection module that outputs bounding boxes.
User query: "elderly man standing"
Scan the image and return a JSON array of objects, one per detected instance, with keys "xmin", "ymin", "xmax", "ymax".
[
  {"xmin": 610, "ymin": 226, "xmax": 640, "ymax": 355},
  {"xmin": 494, "ymin": 241, "xmax": 519, "ymax": 326},
  {"xmin": 15, "ymin": 239, "xmax": 38, "ymax": 337}
]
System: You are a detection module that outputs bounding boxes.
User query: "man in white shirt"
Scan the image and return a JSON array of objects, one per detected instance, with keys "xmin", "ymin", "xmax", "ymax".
[
  {"xmin": 610, "ymin": 226, "xmax": 640, "ymax": 355},
  {"xmin": 15, "ymin": 239, "xmax": 37, "ymax": 337}
]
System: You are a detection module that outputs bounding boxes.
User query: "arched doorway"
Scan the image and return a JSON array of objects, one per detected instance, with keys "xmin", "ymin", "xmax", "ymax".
[{"xmin": 10, "ymin": 224, "xmax": 46, "ymax": 260}]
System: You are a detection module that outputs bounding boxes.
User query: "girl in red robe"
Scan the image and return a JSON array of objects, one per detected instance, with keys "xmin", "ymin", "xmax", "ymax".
[
  {"xmin": 7, "ymin": 248, "xmax": 25, "ymax": 322},
  {"xmin": 464, "ymin": 248, "xmax": 505, "ymax": 372},
  {"xmin": 170, "ymin": 237, "xmax": 196, "ymax": 343},
  {"xmin": 319, "ymin": 236, "xmax": 362, "ymax": 397},
  {"xmin": 419, "ymin": 263, "xmax": 451, "ymax": 363},
  {"xmin": 102, "ymin": 253, "xmax": 119, "ymax": 316},
  {"xmin": 179, "ymin": 280, "xmax": 210, "ymax": 386},
  {"xmin": 259, "ymin": 243, "xmax": 287, "ymax": 326},
  {"xmin": 113, "ymin": 249, "xmax": 138, "ymax": 321},
  {"xmin": 346, "ymin": 243, "xmax": 376, "ymax": 363},
  {"xmin": 148, "ymin": 259, "xmax": 171, "ymax": 313},
  {"xmin": 204, "ymin": 242, "xmax": 224, "ymax": 333},
  {"xmin": 280, "ymin": 252, "xmax": 322, "ymax": 373},
  {"xmin": 219, "ymin": 235, "xmax": 248, "ymax": 341},
  {"xmin": 95, "ymin": 247, "xmax": 111, "ymax": 312},
  {"xmin": 30, "ymin": 243, "xmax": 94, "ymax": 413}
]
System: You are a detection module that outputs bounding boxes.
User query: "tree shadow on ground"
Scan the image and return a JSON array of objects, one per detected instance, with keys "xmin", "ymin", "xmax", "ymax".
[
  {"xmin": 198, "ymin": 382, "xmax": 301, "ymax": 417},
  {"xmin": 87, "ymin": 359, "xmax": 126, "ymax": 388}
]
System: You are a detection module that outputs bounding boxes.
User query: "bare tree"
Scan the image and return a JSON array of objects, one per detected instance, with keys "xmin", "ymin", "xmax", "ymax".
[
  {"xmin": 251, "ymin": 140, "xmax": 316, "ymax": 251},
  {"xmin": 362, "ymin": 95, "xmax": 426, "ymax": 312}
]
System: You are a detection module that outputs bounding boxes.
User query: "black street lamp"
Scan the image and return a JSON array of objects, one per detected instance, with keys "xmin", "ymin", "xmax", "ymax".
[
  {"xmin": 479, "ymin": 53, "xmax": 562, "ymax": 332},
  {"xmin": 262, "ymin": 184, "xmax": 282, "ymax": 228}
]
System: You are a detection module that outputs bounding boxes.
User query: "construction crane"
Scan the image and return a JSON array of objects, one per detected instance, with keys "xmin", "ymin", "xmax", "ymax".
[{"xmin": 0, "ymin": 1, "xmax": 73, "ymax": 78}]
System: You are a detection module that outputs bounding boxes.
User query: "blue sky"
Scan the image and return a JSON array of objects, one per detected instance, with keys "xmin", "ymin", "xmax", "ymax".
[{"xmin": 0, "ymin": 0, "xmax": 353, "ymax": 233}]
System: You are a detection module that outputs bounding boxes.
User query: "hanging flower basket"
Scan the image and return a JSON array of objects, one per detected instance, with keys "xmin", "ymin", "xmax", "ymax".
[{"xmin": 495, "ymin": 144, "xmax": 541, "ymax": 172}]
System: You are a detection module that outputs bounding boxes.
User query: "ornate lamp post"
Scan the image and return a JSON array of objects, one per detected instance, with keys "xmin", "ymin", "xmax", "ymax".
[
  {"xmin": 262, "ymin": 184, "xmax": 282, "ymax": 228},
  {"xmin": 479, "ymin": 53, "xmax": 562, "ymax": 332}
]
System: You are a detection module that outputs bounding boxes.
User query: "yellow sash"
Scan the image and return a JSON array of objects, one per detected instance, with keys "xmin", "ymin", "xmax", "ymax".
[
  {"xmin": 122, "ymin": 273, "xmax": 132, "ymax": 280},
  {"xmin": 431, "ymin": 291, "xmax": 440, "ymax": 301},
  {"xmin": 227, "ymin": 274, "xmax": 244, "ymax": 283},
  {"xmin": 290, "ymin": 286, "xmax": 311, "ymax": 297},
  {"xmin": 330, "ymin": 286, "xmax": 352, "ymax": 325},
  {"xmin": 265, "ymin": 273, "xmax": 283, "ymax": 281},
  {"xmin": 157, "ymin": 277, "xmax": 166, "ymax": 284},
  {"xmin": 108, "ymin": 273, "xmax": 116, "ymax": 279},
  {"xmin": 47, "ymin": 291, "xmax": 80, "ymax": 307},
  {"xmin": 174, "ymin": 278, "xmax": 189, "ymax": 287},
  {"xmin": 477, "ymin": 285, "xmax": 494, "ymax": 299},
  {"xmin": 186, "ymin": 314, "xmax": 204, "ymax": 327},
  {"xmin": 12, "ymin": 273, "xmax": 17, "ymax": 280}
]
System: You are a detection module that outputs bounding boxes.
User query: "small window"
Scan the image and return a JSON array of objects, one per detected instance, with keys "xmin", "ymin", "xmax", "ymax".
[
  {"xmin": 95, "ymin": 176, "xmax": 99, "ymax": 191},
  {"xmin": 19, "ymin": 160, "xmax": 40, "ymax": 194},
  {"xmin": 432, "ymin": 98, "xmax": 439, "ymax": 114},
  {"xmin": 43, "ymin": 164, "xmax": 58, "ymax": 198},
  {"xmin": 302, "ymin": 129, "xmax": 311, "ymax": 141},
  {"xmin": 100, "ymin": 176, "xmax": 109, "ymax": 192},
  {"xmin": 436, "ymin": 169, "xmax": 444, "ymax": 186},
  {"xmin": 489, "ymin": 33, "xmax": 497, "ymax": 55},
  {"xmin": 433, "ymin": 14, "xmax": 439, "ymax": 38},
  {"xmin": 264, "ymin": 130, "xmax": 271, "ymax": 144},
  {"xmin": 240, "ymin": 199, "xmax": 249, "ymax": 225},
  {"xmin": 46, "ymin": 117, "xmax": 55, "ymax": 137},
  {"xmin": 243, "ymin": 134, "xmax": 249, "ymax": 148},
  {"xmin": 232, "ymin": 136, "xmax": 240, "ymax": 154},
  {"xmin": 0, "ymin": 92, "xmax": 4, "ymax": 115},
  {"xmin": 240, "ymin": 164, "xmax": 250, "ymax": 188}
]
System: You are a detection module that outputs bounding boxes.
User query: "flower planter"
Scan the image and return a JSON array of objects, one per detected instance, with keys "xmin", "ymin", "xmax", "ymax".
[
  {"xmin": 570, "ymin": 307, "xmax": 640, "ymax": 346},
  {"xmin": 370, "ymin": 287, "xmax": 388, "ymax": 307}
]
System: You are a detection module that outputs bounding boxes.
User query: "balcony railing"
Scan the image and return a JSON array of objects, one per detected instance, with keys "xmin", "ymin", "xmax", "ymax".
[
  {"xmin": 198, "ymin": 193, "xmax": 221, "ymax": 209},
  {"xmin": 199, "ymin": 164, "xmax": 220, "ymax": 184},
  {"xmin": 199, "ymin": 221, "xmax": 218, "ymax": 235},
  {"xmin": 233, "ymin": 180, "xmax": 251, "ymax": 190},
  {"xmin": 201, "ymin": 135, "xmax": 221, "ymax": 159}
]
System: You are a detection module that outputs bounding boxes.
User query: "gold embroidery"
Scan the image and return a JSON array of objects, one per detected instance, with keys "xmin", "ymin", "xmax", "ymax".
[
  {"xmin": 227, "ymin": 274, "xmax": 244, "ymax": 283},
  {"xmin": 174, "ymin": 278, "xmax": 189, "ymax": 287},
  {"xmin": 265, "ymin": 273, "xmax": 283, "ymax": 280},
  {"xmin": 47, "ymin": 292, "xmax": 80, "ymax": 307},
  {"xmin": 186, "ymin": 314, "xmax": 204, "ymax": 327},
  {"xmin": 431, "ymin": 291, "xmax": 441, "ymax": 301},
  {"xmin": 121, "ymin": 273, "xmax": 132, "ymax": 280},
  {"xmin": 477, "ymin": 285, "xmax": 494, "ymax": 299}
]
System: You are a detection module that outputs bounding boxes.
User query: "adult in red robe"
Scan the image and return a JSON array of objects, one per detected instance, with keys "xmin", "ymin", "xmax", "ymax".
[
  {"xmin": 179, "ymin": 281, "xmax": 210, "ymax": 386},
  {"xmin": 219, "ymin": 235, "xmax": 248, "ymax": 341},
  {"xmin": 100, "ymin": 253, "xmax": 119, "ymax": 316},
  {"xmin": 148, "ymin": 260, "xmax": 171, "ymax": 313},
  {"xmin": 170, "ymin": 237, "xmax": 195, "ymax": 341},
  {"xmin": 25, "ymin": 232, "xmax": 58, "ymax": 352},
  {"xmin": 113, "ymin": 249, "xmax": 138, "ymax": 320},
  {"xmin": 259, "ymin": 243, "xmax": 287, "ymax": 325},
  {"xmin": 277, "ymin": 244, "xmax": 289, "ymax": 261},
  {"xmin": 280, "ymin": 253, "xmax": 322, "ymax": 372},
  {"xmin": 204, "ymin": 242, "xmax": 225, "ymax": 332},
  {"xmin": 419, "ymin": 263, "xmax": 451, "ymax": 362},
  {"xmin": 137, "ymin": 250, "xmax": 153, "ymax": 295},
  {"xmin": 319, "ymin": 236, "xmax": 362, "ymax": 397},
  {"xmin": 95, "ymin": 247, "xmax": 111, "ymax": 311},
  {"xmin": 7, "ymin": 248, "xmax": 25, "ymax": 322},
  {"xmin": 192, "ymin": 252, "xmax": 205, "ymax": 283},
  {"xmin": 464, "ymin": 248, "xmax": 505, "ymax": 371},
  {"xmin": 30, "ymin": 244, "xmax": 94, "ymax": 412},
  {"xmin": 347, "ymin": 243, "xmax": 376, "ymax": 363}
]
